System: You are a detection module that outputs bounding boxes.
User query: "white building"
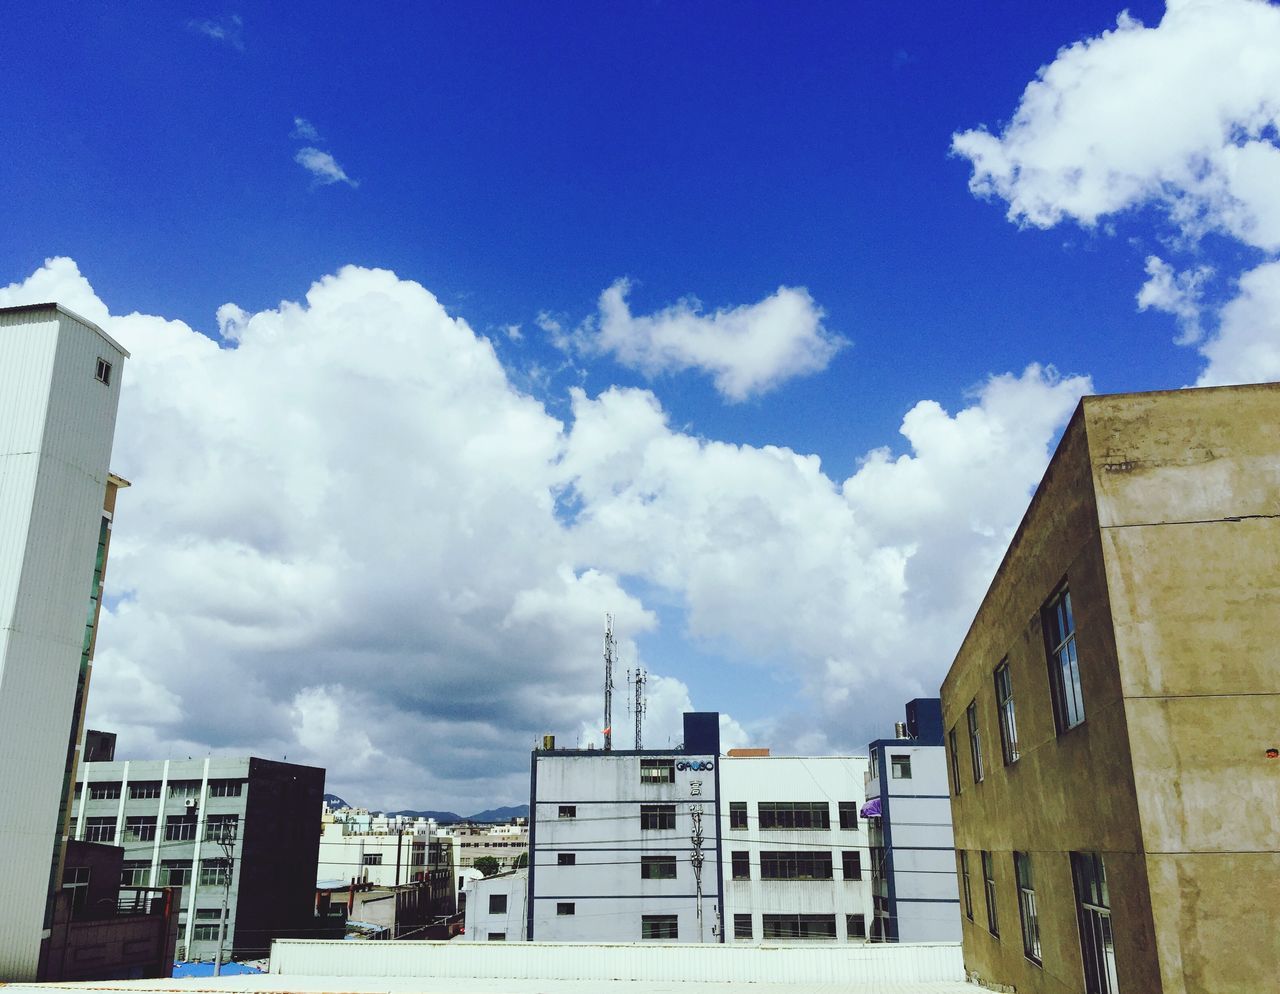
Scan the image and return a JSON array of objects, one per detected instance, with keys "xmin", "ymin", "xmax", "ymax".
[
  {"xmin": 529, "ymin": 712, "xmax": 723, "ymax": 942},
  {"xmin": 862, "ymin": 699, "xmax": 961, "ymax": 943},
  {"xmin": 319, "ymin": 807, "xmax": 446, "ymax": 889},
  {"xmin": 463, "ymin": 869, "xmax": 528, "ymax": 941},
  {"xmin": 446, "ymin": 821, "xmax": 529, "ymax": 876},
  {"xmin": 719, "ymin": 753, "xmax": 874, "ymax": 943},
  {"xmin": 0, "ymin": 303, "xmax": 127, "ymax": 980}
]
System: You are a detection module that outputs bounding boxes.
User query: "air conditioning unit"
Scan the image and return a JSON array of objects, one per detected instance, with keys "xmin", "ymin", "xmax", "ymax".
[{"xmin": 184, "ymin": 798, "xmax": 198, "ymax": 811}]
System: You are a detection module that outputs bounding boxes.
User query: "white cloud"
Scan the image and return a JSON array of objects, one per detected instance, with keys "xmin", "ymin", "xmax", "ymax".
[
  {"xmin": 291, "ymin": 117, "xmax": 321, "ymax": 142},
  {"xmin": 1136, "ymin": 255, "xmax": 1213, "ymax": 344},
  {"xmin": 0, "ymin": 258, "xmax": 1086, "ymax": 809},
  {"xmin": 295, "ymin": 148, "xmax": 358, "ymax": 188},
  {"xmin": 580, "ymin": 278, "xmax": 843, "ymax": 402},
  {"xmin": 188, "ymin": 14, "xmax": 244, "ymax": 51},
  {"xmin": 1196, "ymin": 259, "xmax": 1280, "ymax": 384}
]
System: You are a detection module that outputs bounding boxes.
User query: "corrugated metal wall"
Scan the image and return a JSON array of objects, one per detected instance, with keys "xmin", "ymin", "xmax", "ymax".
[{"xmin": 269, "ymin": 938, "xmax": 964, "ymax": 984}]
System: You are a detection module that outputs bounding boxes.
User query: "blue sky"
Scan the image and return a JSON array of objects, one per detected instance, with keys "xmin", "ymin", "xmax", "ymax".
[{"xmin": 4, "ymin": 1, "xmax": 1277, "ymax": 808}]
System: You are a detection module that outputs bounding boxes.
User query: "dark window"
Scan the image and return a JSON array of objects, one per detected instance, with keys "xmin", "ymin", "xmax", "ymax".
[
  {"xmin": 890, "ymin": 754, "xmax": 912, "ymax": 779},
  {"xmin": 558, "ymin": 805, "xmax": 576, "ymax": 819},
  {"xmin": 642, "ymin": 914, "xmax": 678, "ymax": 939},
  {"xmin": 982, "ymin": 850, "xmax": 999, "ymax": 936},
  {"xmin": 758, "ymin": 801, "xmax": 829, "ymax": 830},
  {"xmin": 1072, "ymin": 852, "xmax": 1119, "ymax": 994},
  {"xmin": 95, "ymin": 357, "xmax": 112, "ymax": 385},
  {"xmin": 557, "ymin": 902, "xmax": 575, "ymax": 916},
  {"xmin": 640, "ymin": 804, "xmax": 676, "ymax": 830},
  {"xmin": 995, "ymin": 661, "xmax": 1020, "ymax": 764},
  {"xmin": 488, "ymin": 932, "xmax": 506, "ymax": 941},
  {"xmin": 967, "ymin": 700, "xmax": 984, "ymax": 783},
  {"xmin": 84, "ymin": 817, "xmax": 115, "ymax": 843},
  {"xmin": 869, "ymin": 846, "xmax": 887, "ymax": 881},
  {"xmin": 129, "ymin": 781, "xmax": 162, "ymax": 800},
  {"xmin": 640, "ymin": 758, "xmax": 675, "ymax": 784},
  {"xmin": 125, "ymin": 816, "xmax": 156, "ymax": 841},
  {"xmin": 557, "ymin": 852, "xmax": 576, "ymax": 866},
  {"xmin": 205, "ymin": 814, "xmax": 238, "ymax": 842},
  {"xmin": 88, "ymin": 781, "xmax": 121, "ymax": 800},
  {"xmin": 760, "ymin": 850, "xmax": 832, "ymax": 880},
  {"xmin": 838, "ymin": 801, "xmax": 858, "ymax": 830},
  {"xmin": 960, "ymin": 850, "xmax": 974, "ymax": 921},
  {"xmin": 208, "ymin": 779, "xmax": 244, "ymax": 797},
  {"xmin": 1014, "ymin": 852, "xmax": 1041, "ymax": 964},
  {"xmin": 64, "ymin": 867, "xmax": 91, "ymax": 913},
  {"xmin": 731, "ymin": 851, "xmax": 749, "ymax": 880},
  {"xmin": 489, "ymin": 894, "xmax": 507, "ymax": 914},
  {"xmin": 734, "ymin": 913, "xmax": 752, "ymax": 939},
  {"xmin": 362, "ymin": 853, "xmax": 383, "ymax": 866},
  {"xmin": 1044, "ymin": 585, "xmax": 1085, "ymax": 731},
  {"xmin": 164, "ymin": 816, "xmax": 196, "ymax": 842},
  {"xmin": 729, "ymin": 801, "xmax": 747, "ymax": 830},
  {"xmin": 120, "ymin": 860, "xmax": 149, "ymax": 887},
  {"xmin": 762, "ymin": 914, "xmax": 836, "ymax": 940},
  {"xmin": 948, "ymin": 728, "xmax": 962, "ymax": 796},
  {"xmin": 168, "ymin": 780, "xmax": 201, "ymax": 799},
  {"xmin": 846, "ymin": 913, "xmax": 866, "ymax": 939},
  {"xmin": 192, "ymin": 909, "xmax": 222, "ymax": 942},
  {"xmin": 159, "ymin": 860, "xmax": 191, "ymax": 887},
  {"xmin": 641, "ymin": 855, "xmax": 677, "ymax": 879},
  {"xmin": 199, "ymin": 860, "xmax": 231, "ymax": 886},
  {"xmin": 842, "ymin": 850, "xmax": 862, "ymax": 880}
]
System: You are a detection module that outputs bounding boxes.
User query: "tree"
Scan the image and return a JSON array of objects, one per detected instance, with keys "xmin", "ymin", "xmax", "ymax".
[
  {"xmin": 514, "ymin": 852, "xmax": 528, "ymax": 869},
  {"xmin": 473, "ymin": 856, "xmax": 500, "ymax": 877}
]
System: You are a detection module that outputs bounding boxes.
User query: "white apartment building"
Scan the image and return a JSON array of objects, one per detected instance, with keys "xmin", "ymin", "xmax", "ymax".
[
  {"xmin": 862, "ymin": 699, "xmax": 961, "ymax": 943},
  {"xmin": 318, "ymin": 807, "xmax": 444, "ymax": 888},
  {"xmin": 0, "ymin": 303, "xmax": 127, "ymax": 980},
  {"xmin": 463, "ymin": 869, "xmax": 528, "ymax": 941},
  {"xmin": 719, "ymin": 753, "xmax": 874, "ymax": 943},
  {"xmin": 447, "ymin": 821, "xmax": 529, "ymax": 876}
]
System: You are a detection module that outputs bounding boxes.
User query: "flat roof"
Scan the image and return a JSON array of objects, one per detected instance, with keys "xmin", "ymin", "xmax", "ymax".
[{"xmin": 0, "ymin": 300, "xmax": 131, "ymax": 358}]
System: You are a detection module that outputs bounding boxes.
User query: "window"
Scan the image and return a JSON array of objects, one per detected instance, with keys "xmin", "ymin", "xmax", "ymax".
[
  {"xmin": 130, "ymin": 781, "xmax": 161, "ymax": 800},
  {"xmin": 641, "ymin": 914, "xmax": 678, "ymax": 939},
  {"xmin": 967, "ymin": 700, "xmax": 984, "ymax": 784},
  {"xmin": 199, "ymin": 860, "xmax": 231, "ymax": 887},
  {"xmin": 121, "ymin": 860, "xmax": 150, "ymax": 887},
  {"xmin": 488, "ymin": 932, "xmax": 506, "ymax": 941},
  {"xmin": 362, "ymin": 853, "xmax": 383, "ymax": 866},
  {"xmin": 168, "ymin": 780, "xmax": 201, "ymax": 799},
  {"xmin": 64, "ymin": 867, "xmax": 91, "ymax": 912},
  {"xmin": 731, "ymin": 851, "xmax": 750, "ymax": 880},
  {"xmin": 1072, "ymin": 852, "xmax": 1119, "ymax": 994},
  {"xmin": 74, "ymin": 782, "xmax": 83, "ymax": 799},
  {"xmin": 1014, "ymin": 852, "xmax": 1041, "ymax": 964},
  {"xmin": 85, "ymin": 816, "xmax": 115, "ymax": 843},
  {"xmin": 757, "ymin": 801, "xmax": 829, "ymax": 830},
  {"xmin": 205, "ymin": 814, "xmax": 238, "ymax": 841},
  {"xmin": 640, "ymin": 758, "xmax": 675, "ymax": 784},
  {"xmin": 558, "ymin": 805, "xmax": 576, "ymax": 819},
  {"xmin": 1045, "ymin": 585, "xmax": 1085, "ymax": 731},
  {"xmin": 890, "ymin": 754, "xmax": 912, "ymax": 779},
  {"xmin": 88, "ymin": 781, "xmax": 121, "ymax": 800},
  {"xmin": 982, "ymin": 850, "xmax": 999, "ymax": 936},
  {"xmin": 948, "ymin": 728, "xmax": 962, "ymax": 796},
  {"xmin": 557, "ymin": 852, "xmax": 576, "ymax": 866},
  {"xmin": 641, "ymin": 855, "xmax": 677, "ymax": 879},
  {"xmin": 640, "ymin": 804, "xmax": 676, "ymax": 830},
  {"xmin": 869, "ymin": 846, "xmax": 887, "ymax": 881},
  {"xmin": 125, "ymin": 816, "xmax": 157, "ymax": 841},
  {"xmin": 729, "ymin": 801, "xmax": 747, "ymax": 830},
  {"xmin": 838, "ymin": 801, "xmax": 858, "ymax": 830},
  {"xmin": 760, "ymin": 851, "xmax": 832, "ymax": 880},
  {"xmin": 159, "ymin": 860, "xmax": 192, "ymax": 887},
  {"xmin": 95, "ymin": 357, "xmax": 112, "ymax": 385},
  {"xmin": 193, "ymin": 908, "xmax": 223, "ymax": 942},
  {"xmin": 734, "ymin": 913, "xmax": 752, "ymax": 939},
  {"xmin": 762, "ymin": 914, "xmax": 837, "ymax": 940},
  {"xmin": 556, "ymin": 902, "xmax": 575, "ymax": 916},
  {"xmin": 163, "ymin": 816, "xmax": 196, "ymax": 841},
  {"xmin": 846, "ymin": 913, "xmax": 867, "ymax": 939},
  {"xmin": 842, "ymin": 850, "xmax": 862, "ymax": 880},
  {"xmin": 993, "ymin": 661, "xmax": 1020, "ymax": 764},
  {"xmin": 208, "ymin": 779, "xmax": 244, "ymax": 797},
  {"xmin": 489, "ymin": 894, "xmax": 507, "ymax": 915},
  {"xmin": 959, "ymin": 851, "xmax": 974, "ymax": 921}
]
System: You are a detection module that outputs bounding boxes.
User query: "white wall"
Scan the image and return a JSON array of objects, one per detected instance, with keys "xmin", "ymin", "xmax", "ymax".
[{"xmin": 462, "ymin": 870, "xmax": 527, "ymax": 941}]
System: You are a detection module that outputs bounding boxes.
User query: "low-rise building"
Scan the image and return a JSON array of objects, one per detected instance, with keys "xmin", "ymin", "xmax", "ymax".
[{"xmin": 463, "ymin": 869, "xmax": 528, "ymax": 941}]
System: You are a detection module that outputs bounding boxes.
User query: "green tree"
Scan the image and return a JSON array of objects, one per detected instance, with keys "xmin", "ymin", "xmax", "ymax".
[
  {"xmin": 473, "ymin": 856, "xmax": 500, "ymax": 877},
  {"xmin": 514, "ymin": 852, "xmax": 529, "ymax": 869}
]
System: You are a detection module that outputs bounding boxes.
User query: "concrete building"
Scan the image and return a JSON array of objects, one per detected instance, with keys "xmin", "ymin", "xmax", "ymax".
[
  {"xmin": 463, "ymin": 869, "xmax": 528, "ymax": 941},
  {"xmin": 861, "ymin": 699, "xmax": 960, "ymax": 944},
  {"xmin": 71, "ymin": 756, "xmax": 325, "ymax": 962},
  {"xmin": 528, "ymin": 712, "xmax": 723, "ymax": 942},
  {"xmin": 446, "ymin": 821, "xmax": 529, "ymax": 875},
  {"xmin": 719, "ymin": 752, "xmax": 874, "ymax": 944},
  {"xmin": 319, "ymin": 807, "xmax": 450, "ymax": 889},
  {"xmin": 940, "ymin": 383, "xmax": 1280, "ymax": 994},
  {"xmin": 0, "ymin": 302, "xmax": 128, "ymax": 980}
]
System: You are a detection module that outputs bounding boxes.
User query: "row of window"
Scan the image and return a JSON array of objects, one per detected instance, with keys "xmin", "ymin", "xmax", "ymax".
[
  {"xmin": 950, "ymin": 583, "xmax": 1083, "ymax": 794},
  {"xmin": 734, "ymin": 913, "xmax": 866, "ymax": 940},
  {"xmin": 729, "ymin": 801, "xmax": 859, "ymax": 831},
  {"xmin": 730, "ymin": 850, "xmax": 862, "ymax": 881},
  {"xmin": 79, "ymin": 779, "xmax": 245, "ymax": 801},
  {"xmin": 84, "ymin": 813, "xmax": 239, "ymax": 844},
  {"xmin": 959, "ymin": 849, "xmax": 1118, "ymax": 994},
  {"xmin": 120, "ymin": 859, "xmax": 231, "ymax": 888}
]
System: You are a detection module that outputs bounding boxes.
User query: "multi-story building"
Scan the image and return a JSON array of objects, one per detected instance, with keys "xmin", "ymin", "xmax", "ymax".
[
  {"xmin": 0, "ymin": 302, "xmax": 128, "ymax": 980},
  {"xmin": 940, "ymin": 382, "xmax": 1280, "ymax": 994},
  {"xmin": 446, "ymin": 821, "xmax": 529, "ymax": 875},
  {"xmin": 528, "ymin": 712, "xmax": 723, "ymax": 942},
  {"xmin": 861, "ymin": 699, "xmax": 960, "ymax": 943},
  {"xmin": 719, "ymin": 751, "xmax": 873, "ymax": 944},
  {"xmin": 71, "ymin": 757, "xmax": 324, "ymax": 962},
  {"xmin": 463, "ymin": 869, "xmax": 528, "ymax": 941}
]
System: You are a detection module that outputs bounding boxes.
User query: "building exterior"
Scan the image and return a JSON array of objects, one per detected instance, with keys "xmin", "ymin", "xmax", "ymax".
[
  {"xmin": 0, "ymin": 302, "xmax": 128, "ymax": 980},
  {"xmin": 446, "ymin": 821, "xmax": 529, "ymax": 875},
  {"xmin": 940, "ymin": 383, "xmax": 1280, "ymax": 994},
  {"xmin": 71, "ymin": 757, "xmax": 324, "ymax": 962},
  {"xmin": 861, "ymin": 699, "xmax": 960, "ymax": 944},
  {"xmin": 528, "ymin": 712, "xmax": 723, "ymax": 942},
  {"xmin": 719, "ymin": 752, "xmax": 873, "ymax": 944},
  {"xmin": 463, "ymin": 869, "xmax": 528, "ymax": 941}
]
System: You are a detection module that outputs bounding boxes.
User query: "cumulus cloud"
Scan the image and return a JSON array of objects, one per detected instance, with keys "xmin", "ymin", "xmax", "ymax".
[
  {"xmin": 953, "ymin": 0, "xmax": 1280, "ymax": 385},
  {"xmin": 188, "ymin": 14, "xmax": 244, "ymax": 51},
  {"xmin": 0, "ymin": 258, "xmax": 1085, "ymax": 810},
  {"xmin": 295, "ymin": 148, "xmax": 358, "ymax": 188},
  {"xmin": 579, "ymin": 278, "xmax": 843, "ymax": 402},
  {"xmin": 291, "ymin": 117, "xmax": 321, "ymax": 142},
  {"xmin": 1196, "ymin": 259, "xmax": 1280, "ymax": 384}
]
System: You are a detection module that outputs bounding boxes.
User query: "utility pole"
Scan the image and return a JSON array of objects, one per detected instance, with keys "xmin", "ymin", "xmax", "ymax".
[
  {"xmin": 603, "ymin": 614, "xmax": 615, "ymax": 751},
  {"xmin": 690, "ymin": 806, "xmax": 705, "ymax": 943},
  {"xmin": 211, "ymin": 830, "xmax": 235, "ymax": 976}
]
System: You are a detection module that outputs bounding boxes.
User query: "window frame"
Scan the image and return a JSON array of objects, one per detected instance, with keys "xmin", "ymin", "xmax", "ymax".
[
  {"xmin": 838, "ymin": 801, "xmax": 858, "ymax": 830},
  {"xmin": 842, "ymin": 850, "xmax": 862, "ymax": 880},
  {"xmin": 1014, "ymin": 851, "xmax": 1042, "ymax": 965},
  {"xmin": 762, "ymin": 914, "xmax": 837, "ymax": 940},
  {"xmin": 639, "ymin": 803, "xmax": 676, "ymax": 831},
  {"xmin": 641, "ymin": 914, "xmax": 678, "ymax": 939},
  {"xmin": 948, "ymin": 727, "xmax": 962, "ymax": 796},
  {"xmin": 557, "ymin": 804, "xmax": 576, "ymax": 819},
  {"xmin": 760, "ymin": 850, "xmax": 833, "ymax": 880},
  {"xmin": 967, "ymin": 700, "xmax": 984, "ymax": 784},
  {"xmin": 640, "ymin": 758, "xmax": 675, "ymax": 784},
  {"xmin": 1072, "ymin": 851, "xmax": 1120, "ymax": 994},
  {"xmin": 995, "ymin": 660, "xmax": 1020, "ymax": 764},
  {"xmin": 757, "ymin": 801, "xmax": 830, "ymax": 830},
  {"xmin": 731, "ymin": 850, "xmax": 750, "ymax": 880},
  {"xmin": 1044, "ymin": 584, "xmax": 1086, "ymax": 733},
  {"xmin": 556, "ymin": 901, "xmax": 575, "ymax": 916},
  {"xmin": 641, "ymin": 854, "xmax": 677, "ymax": 880},
  {"xmin": 84, "ymin": 816, "xmax": 116, "ymax": 843},
  {"xmin": 734, "ymin": 913, "xmax": 752, "ymax": 939},
  {"xmin": 959, "ymin": 850, "xmax": 974, "ymax": 921},
  {"xmin": 95, "ymin": 357, "xmax": 112, "ymax": 385},
  {"xmin": 489, "ymin": 893, "xmax": 507, "ymax": 915},
  {"xmin": 890, "ymin": 754, "xmax": 912, "ymax": 779},
  {"xmin": 982, "ymin": 850, "xmax": 999, "ymax": 937},
  {"xmin": 557, "ymin": 852, "xmax": 576, "ymax": 866},
  {"xmin": 846, "ymin": 913, "xmax": 867, "ymax": 939},
  {"xmin": 729, "ymin": 801, "xmax": 747, "ymax": 830}
]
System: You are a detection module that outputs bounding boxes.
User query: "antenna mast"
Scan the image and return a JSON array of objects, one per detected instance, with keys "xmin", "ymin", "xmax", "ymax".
[
  {"xmin": 603, "ymin": 614, "xmax": 615, "ymax": 751},
  {"xmin": 633, "ymin": 667, "xmax": 647, "ymax": 750}
]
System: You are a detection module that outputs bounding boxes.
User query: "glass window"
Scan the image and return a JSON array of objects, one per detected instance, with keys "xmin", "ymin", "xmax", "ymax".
[
  {"xmin": 642, "ymin": 914, "xmax": 678, "ymax": 939},
  {"xmin": 734, "ymin": 913, "xmax": 752, "ymax": 939},
  {"xmin": 967, "ymin": 700, "xmax": 984, "ymax": 784},
  {"xmin": 1044, "ymin": 585, "xmax": 1085, "ymax": 731},
  {"xmin": 982, "ymin": 850, "xmax": 999, "ymax": 936},
  {"xmin": 960, "ymin": 850, "xmax": 974, "ymax": 921},
  {"xmin": 1014, "ymin": 852, "xmax": 1041, "ymax": 964},
  {"xmin": 846, "ymin": 913, "xmax": 866, "ymax": 939},
  {"xmin": 1072, "ymin": 852, "xmax": 1119, "ymax": 993},
  {"xmin": 557, "ymin": 902, "xmax": 575, "ymax": 916},
  {"xmin": 729, "ymin": 801, "xmax": 747, "ymax": 830},
  {"xmin": 159, "ymin": 860, "xmax": 192, "ymax": 887},
  {"xmin": 640, "ymin": 804, "xmax": 676, "ymax": 830},
  {"xmin": 125, "ymin": 816, "xmax": 156, "ymax": 842},
  {"xmin": 85, "ymin": 816, "xmax": 115, "ymax": 843},
  {"xmin": 948, "ymin": 728, "xmax": 962, "ymax": 796},
  {"xmin": 120, "ymin": 860, "xmax": 150, "ymax": 887},
  {"xmin": 362, "ymin": 853, "xmax": 383, "ymax": 866},
  {"xmin": 558, "ymin": 805, "xmax": 576, "ymax": 819},
  {"xmin": 890, "ymin": 754, "xmax": 912, "ymax": 779},
  {"xmin": 488, "ymin": 932, "xmax": 506, "ymax": 941},
  {"xmin": 168, "ymin": 780, "xmax": 201, "ymax": 799},
  {"xmin": 995, "ymin": 662, "xmax": 1020, "ymax": 764},
  {"xmin": 640, "ymin": 759, "xmax": 675, "ymax": 784},
  {"xmin": 489, "ymin": 894, "xmax": 507, "ymax": 914},
  {"xmin": 199, "ymin": 860, "xmax": 231, "ymax": 887},
  {"xmin": 64, "ymin": 866, "xmax": 91, "ymax": 913},
  {"xmin": 641, "ymin": 855, "xmax": 677, "ymax": 879},
  {"xmin": 760, "ymin": 851, "xmax": 832, "ymax": 880},
  {"xmin": 129, "ymin": 781, "xmax": 162, "ymax": 800},
  {"xmin": 762, "ymin": 914, "xmax": 836, "ymax": 940},
  {"xmin": 95, "ymin": 358, "xmax": 112, "ymax": 384},
  {"xmin": 838, "ymin": 801, "xmax": 858, "ymax": 830},
  {"xmin": 205, "ymin": 814, "xmax": 238, "ymax": 842},
  {"xmin": 842, "ymin": 850, "xmax": 862, "ymax": 880},
  {"xmin": 731, "ymin": 851, "xmax": 750, "ymax": 880},
  {"xmin": 208, "ymin": 779, "xmax": 244, "ymax": 797},
  {"xmin": 88, "ymin": 781, "xmax": 121, "ymax": 800},
  {"xmin": 758, "ymin": 801, "xmax": 829, "ymax": 830},
  {"xmin": 557, "ymin": 852, "xmax": 576, "ymax": 866}
]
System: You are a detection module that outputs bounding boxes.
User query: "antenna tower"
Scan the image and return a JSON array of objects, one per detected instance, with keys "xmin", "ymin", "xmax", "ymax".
[
  {"xmin": 633, "ymin": 667, "xmax": 647, "ymax": 750},
  {"xmin": 603, "ymin": 614, "xmax": 615, "ymax": 751}
]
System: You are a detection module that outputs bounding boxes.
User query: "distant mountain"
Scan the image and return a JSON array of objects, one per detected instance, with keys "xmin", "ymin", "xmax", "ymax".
[
  {"xmin": 468, "ymin": 805, "xmax": 529, "ymax": 823},
  {"xmin": 386, "ymin": 809, "xmax": 462, "ymax": 823},
  {"xmin": 384, "ymin": 804, "xmax": 529, "ymax": 824},
  {"xmin": 323, "ymin": 793, "xmax": 349, "ymax": 808}
]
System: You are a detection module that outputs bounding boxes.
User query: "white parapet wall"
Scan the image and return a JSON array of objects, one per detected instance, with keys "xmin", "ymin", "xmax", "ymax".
[{"xmin": 269, "ymin": 939, "xmax": 964, "ymax": 985}]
